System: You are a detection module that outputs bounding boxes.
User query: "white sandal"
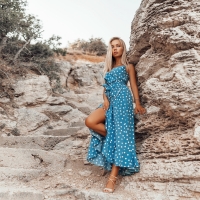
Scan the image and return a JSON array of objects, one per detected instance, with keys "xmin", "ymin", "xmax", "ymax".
[{"xmin": 103, "ymin": 174, "xmax": 118, "ymax": 193}]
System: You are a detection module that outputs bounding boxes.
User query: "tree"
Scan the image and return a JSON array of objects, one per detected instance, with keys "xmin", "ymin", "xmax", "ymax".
[
  {"xmin": 87, "ymin": 37, "xmax": 107, "ymax": 56},
  {"xmin": 69, "ymin": 37, "xmax": 107, "ymax": 56},
  {"xmin": 0, "ymin": 0, "xmax": 27, "ymax": 53},
  {"xmin": 13, "ymin": 14, "xmax": 43, "ymax": 63},
  {"xmin": 0, "ymin": 0, "xmax": 66, "ymax": 93}
]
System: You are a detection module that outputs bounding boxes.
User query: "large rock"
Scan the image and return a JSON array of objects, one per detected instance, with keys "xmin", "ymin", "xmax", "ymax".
[
  {"xmin": 0, "ymin": 111, "xmax": 17, "ymax": 134},
  {"xmin": 13, "ymin": 75, "xmax": 52, "ymax": 106},
  {"xmin": 55, "ymin": 61, "xmax": 72, "ymax": 87},
  {"xmin": 127, "ymin": 0, "xmax": 200, "ymax": 198},
  {"xmin": 35, "ymin": 104, "xmax": 72, "ymax": 115},
  {"xmin": 0, "ymin": 186, "xmax": 44, "ymax": 200},
  {"xmin": 14, "ymin": 107, "xmax": 49, "ymax": 135},
  {"xmin": 67, "ymin": 62, "xmax": 104, "ymax": 88}
]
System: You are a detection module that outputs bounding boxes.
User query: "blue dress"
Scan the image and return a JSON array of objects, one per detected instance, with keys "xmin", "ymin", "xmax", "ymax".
[{"xmin": 86, "ymin": 65, "xmax": 140, "ymax": 176}]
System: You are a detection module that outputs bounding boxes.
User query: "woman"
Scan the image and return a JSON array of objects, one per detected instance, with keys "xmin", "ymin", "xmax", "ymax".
[{"xmin": 85, "ymin": 36, "xmax": 146, "ymax": 193}]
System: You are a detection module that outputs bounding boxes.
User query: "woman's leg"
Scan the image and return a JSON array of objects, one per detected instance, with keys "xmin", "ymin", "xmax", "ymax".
[
  {"xmin": 104, "ymin": 164, "xmax": 120, "ymax": 192},
  {"xmin": 85, "ymin": 106, "xmax": 120, "ymax": 191},
  {"xmin": 85, "ymin": 106, "xmax": 107, "ymax": 136}
]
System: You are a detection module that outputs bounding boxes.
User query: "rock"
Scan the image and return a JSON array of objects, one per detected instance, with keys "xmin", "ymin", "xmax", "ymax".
[
  {"xmin": 78, "ymin": 107, "xmax": 91, "ymax": 115},
  {"xmin": 64, "ymin": 62, "xmax": 104, "ymax": 88},
  {"xmin": 13, "ymin": 75, "xmax": 51, "ymax": 106},
  {"xmin": 78, "ymin": 170, "xmax": 92, "ymax": 177},
  {"xmin": 14, "ymin": 107, "xmax": 49, "ymax": 134},
  {"xmin": 46, "ymin": 96, "xmax": 66, "ymax": 105},
  {"xmin": 0, "ymin": 186, "xmax": 44, "ymax": 200},
  {"xmin": 194, "ymin": 120, "xmax": 200, "ymax": 142},
  {"xmin": 0, "ymin": 135, "xmax": 68, "ymax": 150},
  {"xmin": 0, "ymin": 116, "xmax": 17, "ymax": 134},
  {"xmin": 76, "ymin": 127, "xmax": 90, "ymax": 139},
  {"xmin": 56, "ymin": 61, "xmax": 72, "ymax": 87},
  {"xmin": 70, "ymin": 120, "xmax": 85, "ymax": 127},
  {"xmin": 127, "ymin": 0, "xmax": 200, "ymax": 198},
  {"xmin": 41, "ymin": 105, "xmax": 72, "ymax": 115},
  {"xmin": 32, "ymin": 104, "xmax": 72, "ymax": 116},
  {"xmin": 0, "ymin": 97, "xmax": 10, "ymax": 103},
  {"xmin": 0, "ymin": 147, "xmax": 66, "ymax": 171},
  {"xmin": 44, "ymin": 128, "xmax": 81, "ymax": 137},
  {"xmin": 63, "ymin": 108, "xmax": 86, "ymax": 122}
]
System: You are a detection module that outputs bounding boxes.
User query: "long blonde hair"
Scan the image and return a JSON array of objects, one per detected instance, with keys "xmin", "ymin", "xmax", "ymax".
[{"xmin": 102, "ymin": 37, "xmax": 129, "ymax": 78}]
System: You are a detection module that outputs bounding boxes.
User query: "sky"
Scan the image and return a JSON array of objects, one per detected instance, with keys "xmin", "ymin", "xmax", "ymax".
[{"xmin": 26, "ymin": 0, "xmax": 142, "ymax": 48}]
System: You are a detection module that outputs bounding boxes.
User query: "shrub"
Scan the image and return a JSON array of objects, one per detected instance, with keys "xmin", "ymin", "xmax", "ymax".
[{"xmin": 69, "ymin": 37, "xmax": 107, "ymax": 56}]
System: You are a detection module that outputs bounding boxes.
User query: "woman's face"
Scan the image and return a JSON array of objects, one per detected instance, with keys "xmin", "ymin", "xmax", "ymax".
[{"xmin": 111, "ymin": 39, "xmax": 124, "ymax": 58}]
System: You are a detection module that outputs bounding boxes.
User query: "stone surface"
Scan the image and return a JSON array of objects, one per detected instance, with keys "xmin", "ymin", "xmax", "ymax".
[
  {"xmin": 13, "ymin": 75, "xmax": 52, "ymax": 106},
  {"xmin": 35, "ymin": 104, "xmax": 73, "ymax": 115},
  {"xmin": 78, "ymin": 170, "xmax": 92, "ymax": 177},
  {"xmin": 127, "ymin": 0, "xmax": 200, "ymax": 199},
  {"xmin": 0, "ymin": 186, "xmax": 44, "ymax": 200},
  {"xmin": 14, "ymin": 107, "xmax": 50, "ymax": 135},
  {"xmin": 46, "ymin": 96, "xmax": 66, "ymax": 105},
  {"xmin": 0, "ymin": 97, "xmax": 10, "ymax": 103},
  {"xmin": 0, "ymin": 118, "xmax": 17, "ymax": 134}
]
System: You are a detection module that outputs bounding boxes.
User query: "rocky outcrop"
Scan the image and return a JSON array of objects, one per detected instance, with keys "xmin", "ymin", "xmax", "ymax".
[
  {"xmin": 0, "ymin": 61, "xmax": 104, "ymax": 136},
  {"xmin": 126, "ymin": 0, "xmax": 200, "ymax": 199},
  {"xmin": 2, "ymin": 0, "xmax": 200, "ymax": 198},
  {"xmin": 0, "ymin": 60, "xmax": 110, "ymax": 199},
  {"xmin": 13, "ymin": 75, "xmax": 52, "ymax": 106}
]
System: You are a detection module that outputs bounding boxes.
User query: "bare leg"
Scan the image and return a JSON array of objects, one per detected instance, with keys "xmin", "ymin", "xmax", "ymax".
[
  {"xmin": 104, "ymin": 164, "xmax": 120, "ymax": 192},
  {"xmin": 85, "ymin": 106, "xmax": 107, "ymax": 136},
  {"xmin": 85, "ymin": 106, "xmax": 120, "ymax": 191}
]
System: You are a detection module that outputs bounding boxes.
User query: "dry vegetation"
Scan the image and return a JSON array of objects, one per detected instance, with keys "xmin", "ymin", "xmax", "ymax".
[{"xmin": 55, "ymin": 51, "xmax": 105, "ymax": 63}]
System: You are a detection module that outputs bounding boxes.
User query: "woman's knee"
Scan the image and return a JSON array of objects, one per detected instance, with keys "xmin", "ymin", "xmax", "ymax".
[{"xmin": 85, "ymin": 116, "xmax": 94, "ymax": 128}]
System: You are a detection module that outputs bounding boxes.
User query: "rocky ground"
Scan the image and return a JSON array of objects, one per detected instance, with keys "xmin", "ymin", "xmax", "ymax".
[
  {"xmin": 1, "ymin": 0, "xmax": 200, "ymax": 199},
  {"xmin": 0, "ymin": 60, "xmax": 137, "ymax": 199},
  {"xmin": 1, "ymin": 59, "xmax": 199, "ymax": 200}
]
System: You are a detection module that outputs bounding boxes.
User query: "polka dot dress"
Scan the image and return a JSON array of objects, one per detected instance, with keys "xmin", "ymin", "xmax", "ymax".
[{"xmin": 87, "ymin": 65, "xmax": 140, "ymax": 176}]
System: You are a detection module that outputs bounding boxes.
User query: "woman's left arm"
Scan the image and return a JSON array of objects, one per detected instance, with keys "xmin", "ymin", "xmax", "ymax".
[{"xmin": 128, "ymin": 63, "xmax": 146, "ymax": 115}]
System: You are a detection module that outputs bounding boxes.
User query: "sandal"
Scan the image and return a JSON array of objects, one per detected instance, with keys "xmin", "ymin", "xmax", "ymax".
[{"xmin": 103, "ymin": 174, "xmax": 118, "ymax": 193}]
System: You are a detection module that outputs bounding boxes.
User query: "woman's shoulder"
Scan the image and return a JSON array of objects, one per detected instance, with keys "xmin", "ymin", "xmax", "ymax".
[{"xmin": 126, "ymin": 63, "xmax": 135, "ymax": 73}]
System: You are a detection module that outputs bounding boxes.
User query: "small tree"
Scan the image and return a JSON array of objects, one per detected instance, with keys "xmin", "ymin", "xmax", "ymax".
[
  {"xmin": 13, "ymin": 14, "xmax": 43, "ymax": 63},
  {"xmin": 44, "ymin": 35, "xmax": 66, "ymax": 56},
  {"xmin": 0, "ymin": 0, "xmax": 27, "ymax": 53},
  {"xmin": 87, "ymin": 37, "xmax": 107, "ymax": 56}
]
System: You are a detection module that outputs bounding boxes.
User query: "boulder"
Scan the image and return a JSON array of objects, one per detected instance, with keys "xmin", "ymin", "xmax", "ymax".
[
  {"xmin": 13, "ymin": 75, "xmax": 52, "ymax": 106},
  {"xmin": 127, "ymin": 0, "xmax": 200, "ymax": 198},
  {"xmin": 14, "ymin": 107, "xmax": 49, "ymax": 135}
]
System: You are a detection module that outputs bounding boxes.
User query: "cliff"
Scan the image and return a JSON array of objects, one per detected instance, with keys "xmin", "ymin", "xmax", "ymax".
[
  {"xmin": 125, "ymin": 0, "xmax": 200, "ymax": 199},
  {"xmin": 1, "ymin": 0, "xmax": 200, "ymax": 199}
]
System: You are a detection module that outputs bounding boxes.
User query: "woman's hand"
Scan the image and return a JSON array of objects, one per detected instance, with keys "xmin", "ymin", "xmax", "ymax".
[
  {"xmin": 134, "ymin": 103, "xmax": 146, "ymax": 115},
  {"xmin": 103, "ymin": 98, "xmax": 110, "ymax": 111}
]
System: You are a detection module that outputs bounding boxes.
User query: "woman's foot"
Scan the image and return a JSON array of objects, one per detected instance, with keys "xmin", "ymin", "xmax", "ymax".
[{"xmin": 103, "ymin": 174, "xmax": 118, "ymax": 193}]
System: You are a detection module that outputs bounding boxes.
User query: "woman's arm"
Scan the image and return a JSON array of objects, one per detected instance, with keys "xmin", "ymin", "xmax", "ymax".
[
  {"xmin": 103, "ymin": 88, "xmax": 110, "ymax": 111},
  {"xmin": 103, "ymin": 88, "xmax": 108, "ymax": 101},
  {"xmin": 128, "ymin": 63, "xmax": 141, "ymax": 105},
  {"xmin": 128, "ymin": 63, "xmax": 146, "ymax": 114}
]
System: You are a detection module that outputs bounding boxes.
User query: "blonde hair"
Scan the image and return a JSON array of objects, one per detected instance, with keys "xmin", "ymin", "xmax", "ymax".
[{"xmin": 102, "ymin": 37, "xmax": 129, "ymax": 78}]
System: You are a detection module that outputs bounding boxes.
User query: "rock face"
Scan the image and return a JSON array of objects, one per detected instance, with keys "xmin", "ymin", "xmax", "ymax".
[
  {"xmin": 13, "ymin": 75, "xmax": 52, "ymax": 106},
  {"xmin": 127, "ymin": 0, "xmax": 200, "ymax": 199},
  {"xmin": 2, "ymin": 1, "xmax": 200, "ymax": 197},
  {"xmin": 0, "ymin": 61, "xmax": 104, "ymax": 136},
  {"xmin": 0, "ymin": 60, "xmax": 114, "ymax": 199}
]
